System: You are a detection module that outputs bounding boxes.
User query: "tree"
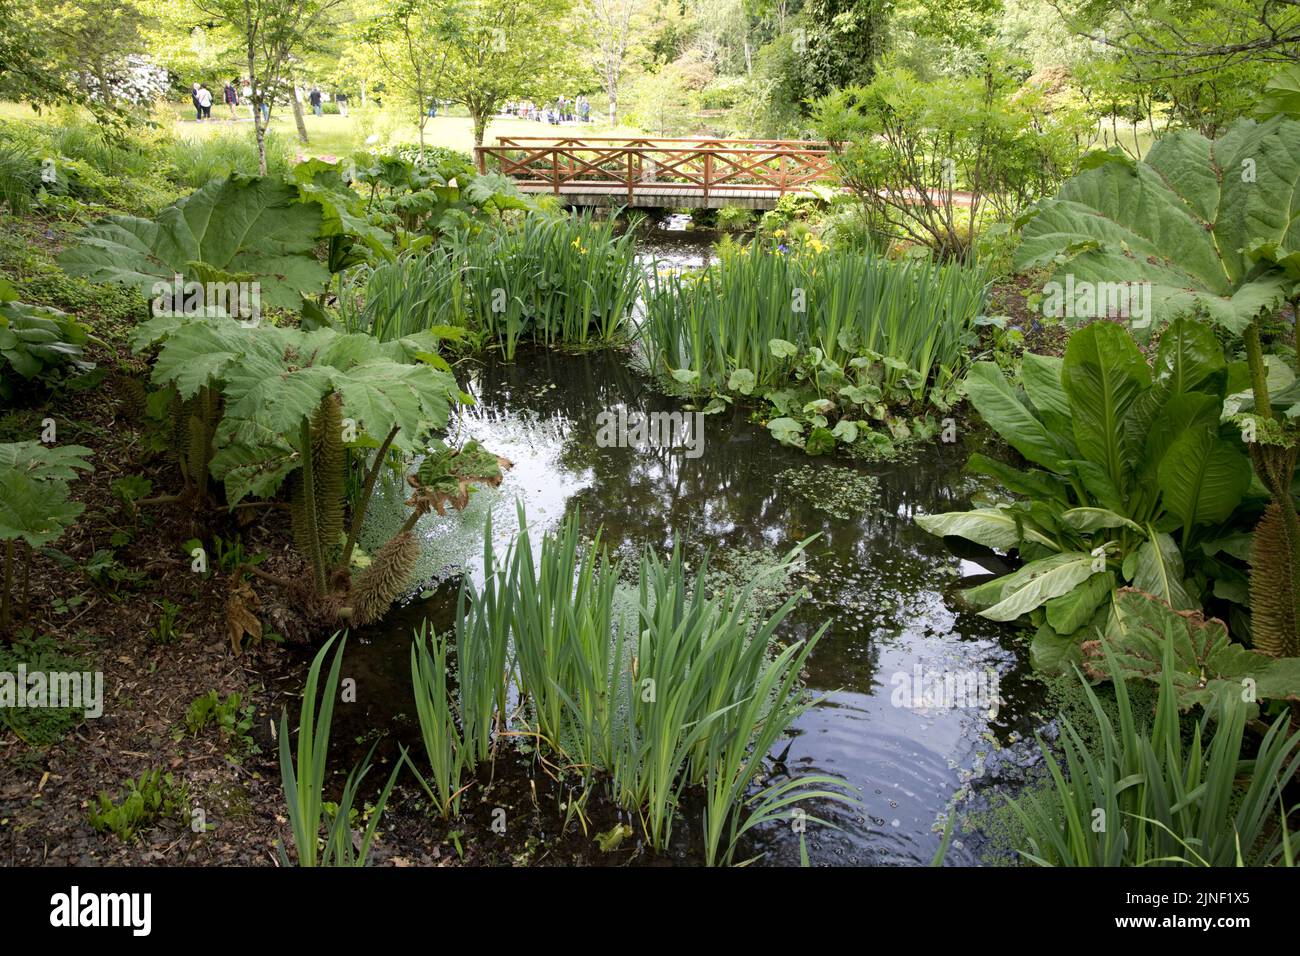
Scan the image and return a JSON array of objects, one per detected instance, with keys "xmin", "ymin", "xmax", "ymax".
[
  {"xmin": 1053, "ymin": 0, "xmax": 1300, "ymax": 134},
  {"xmin": 37, "ymin": 0, "xmax": 155, "ymax": 102},
  {"xmin": 191, "ymin": 0, "xmax": 349, "ymax": 173},
  {"xmin": 442, "ymin": 0, "xmax": 590, "ymax": 150},
  {"xmin": 0, "ymin": 0, "xmax": 115, "ymax": 112},
  {"xmin": 587, "ymin": 0, "xmax": 639, "ymax": 124},
  {"xmin": 800, "ymin": 0, "xmax": 892, "ymax": 97},
  {"xmin": 360, "ymin": 0, "xmax": 461, "ymax": 155}
]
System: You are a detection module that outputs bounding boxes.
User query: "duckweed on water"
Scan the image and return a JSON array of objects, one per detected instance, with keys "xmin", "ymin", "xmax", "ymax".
[{"xmin": 780, "ymin": 464, "xmax": 880, "ymax": 520}]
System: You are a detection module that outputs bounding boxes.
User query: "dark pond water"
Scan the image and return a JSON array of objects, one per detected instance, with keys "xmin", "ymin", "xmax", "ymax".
[{"xmin": 340, "ymin": 331, "xmax": 1050, "ymax": 865}]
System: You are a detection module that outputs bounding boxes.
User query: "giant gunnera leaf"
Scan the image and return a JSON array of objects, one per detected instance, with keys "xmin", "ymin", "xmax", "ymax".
[
  {"xmin": 1083, "ymin": 588, "xmax": 1300, "ymax": 711},
  {"xmin": 134, "ymin": 316, "xmax": 461, "ymax": 503},
  {"xmin": 59, "ymin": 175, "xmax": 330, "ymax": 311},
  {"xmin": 1015, "ymin": 117, "xmax": 1300, "ymax": 335}
]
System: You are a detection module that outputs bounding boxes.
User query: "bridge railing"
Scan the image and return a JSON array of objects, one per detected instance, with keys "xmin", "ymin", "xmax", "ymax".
[{"xmin": 475, "ymin": 137, "xmax": 836, "ymax": 203}]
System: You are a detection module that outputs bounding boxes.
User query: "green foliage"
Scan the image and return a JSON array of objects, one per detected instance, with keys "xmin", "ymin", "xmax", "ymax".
[
  {"xmin": 148, "ymin": 599, "xmax": 183, "ymax": 644},
  {"xmin": 0, "ymin": 632, "xmax": 88, "ymax": 745},
  {"xmin": 448, "ymin": 211, "xmax": 642, "ymax": 358},
  {"xmin": 0, "ymin": 278, "xmax": 94, "ymax": 399},
  {"xmin": 132, "ymin": 314, "xmax": 459, "ymax": 503},
  {"xmin": 164, "ymin": 129, "xmax": 294, "ymax": 190},
  {"xmin": 812, "ymin": 64, "xmax": 1091, "ymax": 255},
  {"xmin": 183, "ymin": 689, "xmax": 256, "ymax": 755},
  {"xmin": 1085, "ymin": 588, "xmax": 1300, "ymax": 711},
  {"xmin": 1015, "ymin": 117, "xmax": 1300, "ymax": 338},
  {"xmin": 917, "ymin": 320, "xmax": 1252, "ymax": 662},
  {"xmin": 278, "ymin": 635, "xmax": 402, "ymax": 866},
  {"xmin": 642, "ymin": 240, "xmax": 987, "ymax": 452},
  {"xmin": 89, "ymin": 768, "xmax": 190, "ymax": 842},
  {"xmin": 60, "ymin": 174, "xmax": 331, "ymax": 311},
  {"xmin": 407, "ymin": 623, "xmax": 469, "ymax": 819},
  {"xmin": 404, "ymin": 507, "xmax": 857, "ymax": 864},
  {"xmin": 1007, "ymin": 642, "xmax": 1300, "ymax": 866},
  {"xmin": 0, "ymin": 441, "xmax": 92, "ymax": 630},
  {"xmin": 133, "ymin": 313, "xmax": 460, "ymax": 618}
]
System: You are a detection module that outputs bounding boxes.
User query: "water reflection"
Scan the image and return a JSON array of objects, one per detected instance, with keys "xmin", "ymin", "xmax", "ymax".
[{"xmin": 348, "ymin": 348, "xmax": 1045, "ymax": 865}]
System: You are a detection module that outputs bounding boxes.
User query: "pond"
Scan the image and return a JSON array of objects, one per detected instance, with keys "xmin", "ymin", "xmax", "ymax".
[{"xmin": 341, "ymin": 320, "xmax": 1050, "ymax": 865}]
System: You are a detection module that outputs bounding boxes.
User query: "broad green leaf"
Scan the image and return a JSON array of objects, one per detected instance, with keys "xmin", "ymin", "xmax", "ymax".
[
  {"xmin": 59, "ymin": 174, "xmax": 330, "ymax": 311},
  {"xmin": 1060, "ymin": 507, "xmax": 1143, "ymax": 534},
  {"xmin": 728, "ymin": 368, "xmax": 756, "ymax": 395},
  {"xmin": 1132, "ymin": 531, "xmax": 1195, "ymax": 610},
  {"xmin": 970, "ymin": 551, "xmax": 1097, "ymax": 622},
  {"xmin": 0, "ymin": 442, "xmax": 93, "ymax": 481},
  {"xmin": 0, "ymin": 470, "xmax": 84, "ymax": 546},
  {"xmin": 1153, "ymin": 317, "xmax": 1226, "ymax": 396},
  {"xmin": 1015, "ymin": 118, "xmax": 1300, "ymax": 334},
  {"xmin": 767, "ymin": 417, "xmax": 803, "ymax": 446},
  {"xmin": 1044, "ymin": 570, "xmax": 1115, "ymax": 634},
  {"xmin": 917, "ymin": 509, "xmax": 1032, "ymax": 551},
  {"xmin": 961, "ymin": 362, "xmax": 1067, "ymax": 471},
  {"xmin": 1088, "ymin": 588, "xmax": 1300, "ymax": 709},
  {"xmin": 965, "ymin": 452, "xmax": 1070, "ymax": 503},
  {"xmin": 1156, "ymin": 429, "xmax": 1252, "ymax": 531},
  {"xmin": 1019, "ymin": 353, "xmax": 1071, "ymax": 435},
  {"xmin": 1061, "ymin": 322, "xmax": 1150, "ymax": 495}
]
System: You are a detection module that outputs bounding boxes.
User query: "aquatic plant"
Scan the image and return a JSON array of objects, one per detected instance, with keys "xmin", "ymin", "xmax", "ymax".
[
  {"xmin": 1014, "ymin": 116, "xmax": 1300, "ymax": 660},
  {"xmin": 640, "ymin": 240, "xmax": 987, "ymax": 454},
  {"xmin": 446, "ymin": 506, "xmax": 855, "ymax": 863},
  {"xmin": 278, "ymin": 635, "xmax": 402, "ymax": 867},
  {"xmin": 1008, "ymin": 640, "xmax": 1300, "ymax": 867},
  {"xmin": 450, "ymin": 211, "xmax": 642, "ymax": 358},
  {"xmin": 917, "ymin": 319, "xmax": 1253, "ymax": 670},
  {"xmin": 408, "ymin": 623, "xmax": 471, "ymax": 819}
]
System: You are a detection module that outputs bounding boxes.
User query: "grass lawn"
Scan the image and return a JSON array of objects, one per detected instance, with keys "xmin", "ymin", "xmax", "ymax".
[{"xmin": 159, "ymin": 102, "xmax": 642, "ymax": 158}]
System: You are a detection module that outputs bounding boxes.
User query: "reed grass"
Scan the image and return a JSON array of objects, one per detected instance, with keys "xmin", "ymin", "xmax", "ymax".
[
  {"xmin": 342, "ymin": 212, "xmax": 640, "ymax": 356},
  {"xmin": 408, "ymin": 623, "xmax": 470, "ymax": 819},
  {"xmin": 1008, "ymin": 641, "xmax": 1300, "ymax": 867},
  {"xmin": 640, "ymin": 240, "xmax": 988, "ymax": 397},
  {"xmin": 278, "ymin": 634, "xmax": 402, "ymax": 866},
  {"xmin": 440, "ymin": 507, "xmax": 854, "ymax": 863}
]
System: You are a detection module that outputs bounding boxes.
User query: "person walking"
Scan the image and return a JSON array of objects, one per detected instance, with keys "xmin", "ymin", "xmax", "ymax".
[
  {"xmin": 335, "ymin": 91, "xmax": 349, "ymax": 117},
  {"xmin": 191, "ymin": 82, "xmax": 202, "ymax": 121},
  {"xmin": 197, "ymin": 83, "xmax": 213, "ymax": 120},
  {"xmin": 309, "ymin": 87, "xmax": 322, "ymax": 116},
  {"xmin": 242, "ymin": 78, "xmax": 254, "ymax": 120},
  {"xmin": 223, "ymin": 80, "xmax": 238, "ymax": 119}
]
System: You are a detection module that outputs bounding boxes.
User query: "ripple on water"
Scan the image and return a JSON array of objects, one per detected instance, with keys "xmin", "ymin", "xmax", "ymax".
[{"xmin": 345, "ymin": 347, "xmax": 1048, "ymax": 866}]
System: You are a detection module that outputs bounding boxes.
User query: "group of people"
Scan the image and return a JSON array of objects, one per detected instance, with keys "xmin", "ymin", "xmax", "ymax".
[
  {"xmin": 503, "ymin": 95, "xmax": 592, "ymax": 125},
  {"xmin": 189, "ymin": 79, "xmax": 260, "ymax": 122},
  {"xmin": 189, "ymin": 81, "xmax": 349, "ymax": 122}
]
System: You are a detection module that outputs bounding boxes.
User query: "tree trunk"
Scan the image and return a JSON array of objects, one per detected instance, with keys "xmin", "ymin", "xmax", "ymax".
[
  {"xmin": 291, "ymin": 86, "xmax": 310, "ymax": 146},
  {"xmin": 360, "ymin": 80, "xmax": 367, "ymax": 108},
  {"xmin": 608, "ymin": 92, "xmax": 617, "ymax": 126},
  {"xmin": 472, "ymin": 108, "xmax": 488, "ymax": 148}
]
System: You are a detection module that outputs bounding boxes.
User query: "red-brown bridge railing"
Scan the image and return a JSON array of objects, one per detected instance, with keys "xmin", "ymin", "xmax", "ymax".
[{"xmin": 475, "ymin": 136, "xmax": 837, "ymax": 204}]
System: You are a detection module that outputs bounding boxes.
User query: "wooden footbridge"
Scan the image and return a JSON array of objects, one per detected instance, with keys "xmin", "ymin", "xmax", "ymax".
[{"xmin": 475, "ymin": 136, "xmax": 837, "ymax": 209}]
